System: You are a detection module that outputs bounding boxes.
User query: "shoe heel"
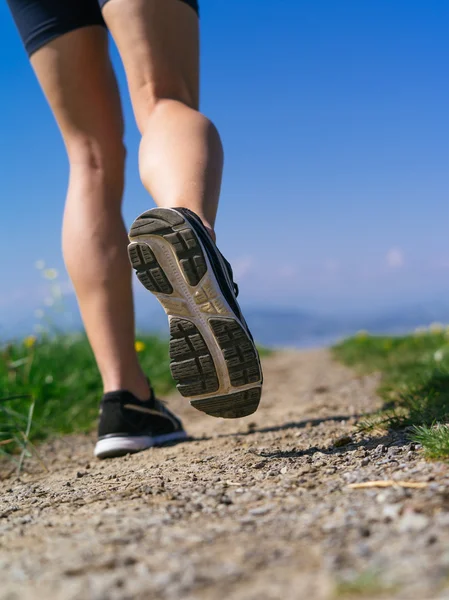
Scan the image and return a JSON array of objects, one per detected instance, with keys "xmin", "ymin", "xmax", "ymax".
[{"xmin": 190, "ymin": 387, "xmax": 262, "ymax": 419}]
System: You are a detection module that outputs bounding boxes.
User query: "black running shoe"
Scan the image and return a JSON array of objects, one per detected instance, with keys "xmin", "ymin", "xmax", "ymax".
[
  {"xmin": 127, "ymin": 207, "xmax": 263, "ymax": 419},
  {"xmin": 94, "ymin": 389, "xmax": 187, "ymax": 459}
]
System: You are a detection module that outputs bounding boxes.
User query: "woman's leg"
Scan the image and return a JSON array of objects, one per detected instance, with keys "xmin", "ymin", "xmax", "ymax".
[
  {"xmin": 31, "ymin": 27, "xmax": 150, "ymax": 400},
  {"xmin": 102, "ymin": 0, "xmax": 262, "ymax": 420},
  {"xmin": 101, "ymin": 0, "xmax": 223, "ymax": 239}
]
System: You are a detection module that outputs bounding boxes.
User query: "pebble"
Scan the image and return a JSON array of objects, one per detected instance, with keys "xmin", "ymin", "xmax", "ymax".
[
  {"xmin": 253, "ymin": 461, "xmax": 267, "ymax": 470},
  {"xmin": 267, "ymin": 470, "xmax": 280, "ymax": 477},
  {"xmin": 249, "ymin": 504, "xmax": 275, "ymax": 516},
  {"xmin": 382, "ymin": 503, "xmax": 403, "ymax": 521},
  {"xmin": 397, "ymin": 511, "xmax": 430, "ymax": 533},
  {"xmin": 388, "ymin": 447, "xmax": 401, "ymax": 456}
]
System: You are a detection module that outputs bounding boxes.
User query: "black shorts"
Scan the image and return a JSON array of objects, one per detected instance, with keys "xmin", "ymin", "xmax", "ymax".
[{"xmin": 7, "ymin": 0, "xmax": 199, "ymax": 57}]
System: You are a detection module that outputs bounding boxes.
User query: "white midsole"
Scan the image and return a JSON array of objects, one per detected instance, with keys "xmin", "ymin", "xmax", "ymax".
[
  {"xmin": 130, "ymin": 212, "xmax": 262, "ymax": 401},
  {"xmin": 94, "ymin": 431, "xmax": 187, "ymax": 458}
]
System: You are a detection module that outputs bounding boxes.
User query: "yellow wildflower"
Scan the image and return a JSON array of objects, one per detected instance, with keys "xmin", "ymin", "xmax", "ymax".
[
  {"xmin": 24, "ymin": 335, "xmax": 37, "ymax": 349},
  {"xmin": 135, "ymin": 340, "xmax": 146, "ymax": 353}
]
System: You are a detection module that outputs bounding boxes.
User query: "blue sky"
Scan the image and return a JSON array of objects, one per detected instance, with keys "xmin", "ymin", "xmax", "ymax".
[{"xmin": 0, "ymin": 0, "xmax": 448, "ymax": 329}]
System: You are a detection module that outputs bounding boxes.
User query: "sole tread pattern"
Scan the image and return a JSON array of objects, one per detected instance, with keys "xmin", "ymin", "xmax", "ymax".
[
  {"xmin": 169, "ymin": 319, "xmax": 219, "ymax": 397},
  {"xmin": 128, "ymin": 208, "xmax": 262, "ymax": 420},
  {"xmin": 190, "ymin": 388, "xmax": 261, "ymax": 419},
  {"xmin": 209, "ymin": 318, "xmax": 262, "ymax": 387},
  {"xmin": 128, "ymin": 243, "xmax": 173, "ymax": 294},
  {"xmin": 129, "ymin": 211, "xmax": 207, "ymax": 286}
]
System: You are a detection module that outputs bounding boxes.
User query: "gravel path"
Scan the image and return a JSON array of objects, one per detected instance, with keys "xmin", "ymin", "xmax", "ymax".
[{"xmin": 2, "ymin": 350, "xmax": 449, "ymax": 600}]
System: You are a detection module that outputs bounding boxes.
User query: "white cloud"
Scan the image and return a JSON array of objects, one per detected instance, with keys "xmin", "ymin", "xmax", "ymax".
[{"xmin": 386, "ymin": 248, "xmax": 404, "ymax": 269}]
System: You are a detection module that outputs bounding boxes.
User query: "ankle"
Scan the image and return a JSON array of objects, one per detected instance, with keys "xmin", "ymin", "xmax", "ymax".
[
  {"xmin": 204, "ymin": 224, "xmax": 216, "ymax": 242},
  {"xmin": 103, "ymin": 371, "xmax": 151, "ymax": 402}
]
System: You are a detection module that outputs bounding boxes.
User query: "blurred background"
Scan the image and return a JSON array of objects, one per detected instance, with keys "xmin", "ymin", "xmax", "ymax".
[{"xmin": 1, "ymin": 0, "xmax": 448, "ymax": 348}]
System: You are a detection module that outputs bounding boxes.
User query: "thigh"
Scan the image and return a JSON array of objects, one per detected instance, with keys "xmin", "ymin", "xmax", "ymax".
[
  {"xmin": 101, "ymin": 0, "xmax": 200, "ymax": 133},
  {"xmin": 30, "ymin": 26, "xmax": 124, "ymax": 167},
  {"xmin": 7, "ymin": 0, "xmax": 106, "ymax": 57}
]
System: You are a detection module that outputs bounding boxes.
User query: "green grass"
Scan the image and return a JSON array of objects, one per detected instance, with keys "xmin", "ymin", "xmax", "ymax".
[
  {"xmin": 334, "ymin": 570, "xmax": 395, "ymax": 597},
  {"xmin": 332, "ymin": 328, "xmax": 449, "ymax": 459},
  {"xmin": 0, "ymin": 265, "xmax": 271, "ymax": 466},
  {"xmin": 0, "ymin": 331, "xmax": 271, "ymax": 459},
  {"xmin": 0, "ymin": 333, "xmax": 173, "ymax": 457}
]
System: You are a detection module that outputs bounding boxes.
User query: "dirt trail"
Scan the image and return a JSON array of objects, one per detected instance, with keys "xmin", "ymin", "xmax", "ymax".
[{"xmin": 2, "ymin": 350, "xmax": 449, "ymax": 600}]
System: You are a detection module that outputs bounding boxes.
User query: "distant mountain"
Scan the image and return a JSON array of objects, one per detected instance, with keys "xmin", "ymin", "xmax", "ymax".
[
  {"xmin": 2, "ymin": 295, "xmax": 449, "ymax": 349},
  {"xmin": 363, "ymin": 303, "xmax": 449, "ymax": 335},
  {"xmin": 244, "ymin": 303, "xmax": 449, "ymax": 348},
  {"xmin": 241, "ymin": 308, "xmax": 347, "ymax": 348}
]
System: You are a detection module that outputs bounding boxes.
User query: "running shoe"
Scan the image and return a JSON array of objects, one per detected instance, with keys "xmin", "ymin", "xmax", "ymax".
[
  {"xmin": 94, "ymin": 389, "xmax": 187, "ymax": 459},
  {"xmin": 127, "ymin": 207, "xmax": 263, "ymax": 419}
]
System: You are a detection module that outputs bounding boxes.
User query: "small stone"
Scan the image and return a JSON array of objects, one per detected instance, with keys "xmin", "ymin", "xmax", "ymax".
[
  {"xmin": 19, "ymin": 516, "xmax": 33, "ymax": 525},
  {"xmin": 249, "ymin": 504, "xmax": 274, "ymax": 516},
  {"xmin": 388, "ymin": 447, "xmax": 401, "ymax": 456},
  {"xmin": 253, "ymin": 461, "xmax": 267, "ymax": 470},
  {"xmin": 76, "ymin": 472, "xmax": 85, "ymax": 478},
  {"xmin": 219, "ymin": 496, "xmax": 233, "ymax": 506},
  {"xmin": 397, "ymin": 511, "xmax": 430, "ymax": 533},
  {"xmin": 361, "ymin": 457, "xmax": 370, "ymax": 467},
  {"xmin": 280, "ymin": 466, "xmax": 288, "ymax": 475},
  {"xmin": 382, "ymin": 503, "xmax": 403, "ymax": 521},
  {"xmin": 334, "ymin": 435, "xmax": 352, "ymax": 448}
]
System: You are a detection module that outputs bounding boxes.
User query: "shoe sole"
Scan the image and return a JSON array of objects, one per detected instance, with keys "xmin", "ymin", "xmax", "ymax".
[
  {"xmin": 128, "ymin": 208, "xmax": 262, "ymax": 419},
  {"xmin": 94, "ymin": 430, "xmax": 188, "ymax": 459}
]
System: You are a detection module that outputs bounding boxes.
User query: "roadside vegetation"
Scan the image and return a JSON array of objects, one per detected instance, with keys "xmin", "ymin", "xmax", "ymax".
[{"xmin": 333, "ymin": 325, "xmax": 449, "ymax": 459}]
